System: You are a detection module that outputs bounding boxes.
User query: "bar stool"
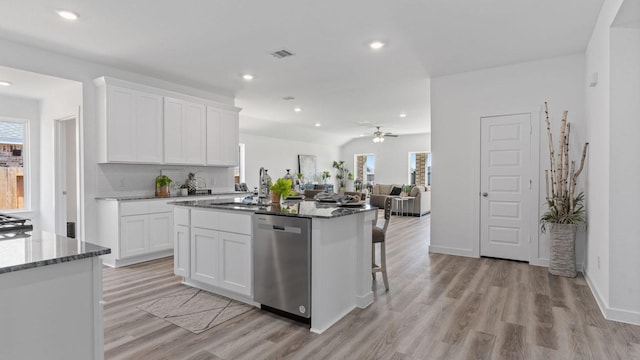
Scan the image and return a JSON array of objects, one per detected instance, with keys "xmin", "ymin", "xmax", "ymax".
[{"xmin": 372, "ymin": 196, "xmax": 392, "ymax": 291}]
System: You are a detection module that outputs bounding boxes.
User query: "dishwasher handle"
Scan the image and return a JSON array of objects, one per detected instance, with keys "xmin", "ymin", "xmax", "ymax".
[{"xmin": 257, "ymin": 222, "xmax": 302, "ymax": 234}]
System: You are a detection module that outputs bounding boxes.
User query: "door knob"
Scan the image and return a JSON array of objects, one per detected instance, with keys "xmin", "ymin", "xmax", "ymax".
[{"xmin": 482, "ymin": 192, "xmax": 488, "ymax": 197}]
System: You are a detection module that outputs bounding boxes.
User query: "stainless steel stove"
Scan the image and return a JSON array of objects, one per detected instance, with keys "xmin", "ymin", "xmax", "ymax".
[{"xmin": 0, "ymin": 213, "xmax": 33, "ymax": 238}]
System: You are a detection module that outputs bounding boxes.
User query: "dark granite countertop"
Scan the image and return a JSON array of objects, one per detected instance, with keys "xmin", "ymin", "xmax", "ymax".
[
  {"xmin": 0, "ymin": 231, "xmax": 111, "ymax": 274},
  {"xmin": 170, "ymin": 198, "xmax": 377, "ymax": 219},
  {"xmin": 96, "ymin": 191, "xmax": 250, "ymax": 201}
]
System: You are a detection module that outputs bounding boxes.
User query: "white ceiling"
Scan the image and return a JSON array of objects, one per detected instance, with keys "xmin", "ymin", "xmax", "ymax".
[
  {"xmin": 0, "ymin": 0, "xmax": 604, "ymax": 145},
  {"xmin": 0, "ymin": 65, "xmax": 78, "ymax": 99}
]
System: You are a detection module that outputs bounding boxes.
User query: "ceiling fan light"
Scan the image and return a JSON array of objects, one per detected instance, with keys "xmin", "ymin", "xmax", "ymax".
[
  {"xmin": 373, "ymin": 137, "xmax": 380, "ymax": 143},
  {"xmin": 379, "ymin": 137, "xmax": 385, "ymax": 143}
]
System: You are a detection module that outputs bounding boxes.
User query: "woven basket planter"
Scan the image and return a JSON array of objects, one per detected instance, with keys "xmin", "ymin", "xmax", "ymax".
[{"xmin": 549, "ymin": 223, "xmax": 578, "ymax": 277}]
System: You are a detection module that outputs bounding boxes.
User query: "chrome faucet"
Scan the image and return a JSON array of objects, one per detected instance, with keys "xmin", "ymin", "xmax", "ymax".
[{"xmin": 258, "ymin": 167, "xmax": 270, "ymax": 205}]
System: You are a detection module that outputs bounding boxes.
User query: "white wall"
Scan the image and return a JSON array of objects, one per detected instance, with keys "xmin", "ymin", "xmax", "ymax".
[
  {"xmin": 239, "ymin": 132, "xmax": 340, "ymax": 190},
  {"xmin": 430, "ymin": 54, "xmax": 586, "ymax": 266},
  {"xmin": 0, "ymin": 37, "xmax": 234, "ymax": 242},
  {"xmin": 39, "ymin": 83, "xmax": 82, "ymax": 233},
  {"xmin": 584, "ymin": 0, "xmax": 624, "ymax": 317},
  {"xmin": 0, "ymin": 94, "xmax": 40, "ymax": 226},
  {"xmin": 608, "ymin": 16, "xmax": 640, "ymax": 320},
  {"xmin": 340, "ymin": 133, "xmax": 431, "ymax": 186}
]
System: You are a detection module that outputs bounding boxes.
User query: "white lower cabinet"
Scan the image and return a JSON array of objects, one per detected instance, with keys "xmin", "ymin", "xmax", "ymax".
[
  {"xmin": 174, "ymin": 225, "xmax": 190, "ymax": 277},
  {"xmin": 120, "ymin": 214, "xmax": 149, "ymax": 258},
  {"xmin": 191, "ymin": 227, "xmax": 220, "ymax": 285},
  {"xmin": 175, "ymin": 208, "xmax": 252, "ymax": 298},
  {"xmin": 218, "ymin": 231, "xmax": 251, "ymax": 295},
  {"xmin": 96, "ymin": 199, "xmax": 174, "ymax": 267},
  {"xmin": 149, "ymin": 212, "xmax": 173, "ymax": 251}
]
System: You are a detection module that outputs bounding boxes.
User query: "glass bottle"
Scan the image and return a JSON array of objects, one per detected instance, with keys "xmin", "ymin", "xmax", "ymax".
[{"xmin": 283, "ymin": 169, "xmax": 294, "ymax": 189}]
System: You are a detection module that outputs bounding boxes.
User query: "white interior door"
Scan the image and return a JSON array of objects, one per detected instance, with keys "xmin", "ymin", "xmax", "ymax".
[
  {"xmin": 480, "ymin": 113, "xmax": 531, "ymax": 261},
  {"xmin": 54, "ymin": 117, "xmax": 78, "ymax": 236}
]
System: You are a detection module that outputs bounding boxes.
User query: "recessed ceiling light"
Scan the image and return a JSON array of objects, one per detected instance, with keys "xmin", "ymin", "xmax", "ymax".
[
  {"xmin": 369, "ymin": 41, "xmax": 385, "ymax": 50},
  {"xmin": 315, "ymin": 123, "xmax": 321, "ymax": 127},
  {"xmin": 56, "ymin": 9, "xmax": 79, "ymax": 20},
  {"xmin": 399, "ymin": 113, "xmax": 407, "ymax": 118},
  {"xmin": 294, "ymin": 107, "xmax": 302, "ymax": 112},
  {"xmin": 0, "ymin": 81, "xmax": 12, "ymax": 87},
  {"xmin": 242, "ymin": 74, "xmax": 254, "ymax": 81}
]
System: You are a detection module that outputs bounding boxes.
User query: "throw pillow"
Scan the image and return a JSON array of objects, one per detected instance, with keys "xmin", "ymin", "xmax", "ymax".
[{"xmin": 390, "ymin": 186, "xmax": 402, "ymax": 196}]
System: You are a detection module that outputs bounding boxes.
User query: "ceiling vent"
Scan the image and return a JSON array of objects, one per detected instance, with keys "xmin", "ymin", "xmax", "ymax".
[
  {"xmin": 270, "ymin": 49, "xmax": 295, "ymax": 59},
  {"xmin": 282, "ymin": 96, "xmax": 295, "ymax": 101}
]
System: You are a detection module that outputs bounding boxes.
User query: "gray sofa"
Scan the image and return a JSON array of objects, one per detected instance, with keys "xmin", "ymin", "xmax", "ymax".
[{"xmin": 369, "ymin": 184, "xmax": 431, "ymax": 216}]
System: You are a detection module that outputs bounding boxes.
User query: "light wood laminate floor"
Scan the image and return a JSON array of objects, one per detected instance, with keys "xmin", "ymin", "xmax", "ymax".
[{"xmin": 103, "ymin": 214, "xmax": 640, "ymax": 359}]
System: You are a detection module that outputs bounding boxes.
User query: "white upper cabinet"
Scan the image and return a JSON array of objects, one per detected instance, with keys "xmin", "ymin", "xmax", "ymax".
[
  {"xmin": 96, "ymin": 80, "xmax": 163, "ymax": 163},
  {"xmin": 164, "ymin": 97, "xmax": 206, "ymax": 165},
  {"xmin": 95, "ymin": 77, "xmax": 240, "ymax": 166},
  {"xmin": 206, "ymin": 106, "xmax": 239, "ymax": 166}
]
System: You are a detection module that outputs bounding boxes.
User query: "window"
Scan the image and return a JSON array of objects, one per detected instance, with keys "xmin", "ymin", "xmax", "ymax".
[
  {"xmin": 0, "ymin": 120, "xmax": 27, "ymax": 210},
  {"xmin": 408, "ymin": 151, "xmax": 431, "ymax": 187}
]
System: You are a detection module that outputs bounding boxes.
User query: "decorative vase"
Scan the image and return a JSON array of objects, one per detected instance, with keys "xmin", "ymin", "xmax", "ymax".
[
  {"xmin": 270, "ymin": 191, "xmax": 280, "ymax": 204},
  {"xmin": 549, "ymin": 223, "xmax": 577, "ymax": 277},
  {"xmin": 156, "ymin": 185, "xmax": 170, "ymax": 198},
  {"xmin": 180, "ymin": 188, "xmax": 188, "ymax": 196}
]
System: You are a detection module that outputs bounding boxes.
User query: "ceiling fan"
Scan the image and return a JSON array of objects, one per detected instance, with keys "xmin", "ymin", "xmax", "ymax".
[{"xmin": 372, "ymin": 126, "xmax": 398, "ymax": 143}]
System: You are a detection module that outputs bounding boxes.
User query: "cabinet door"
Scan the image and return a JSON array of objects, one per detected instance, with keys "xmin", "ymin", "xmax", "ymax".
[
  {"xmin": 174, "ymin": 225, "xmax": 190, "ymax": 277},
  {"xmin": 190, "ymin": 227, "xmax": 219, "ymax": 286},
  {"xmin": 149, "ymin": 212, "xmax": 173, "ymax": 252},
  {"xmin": 205, "ymin": 106, "xmax": 223, "ymax": 165},
  {"xmin": 135, "ymin": 92, "xmax": 163, "ymax": 163},
  {"xmin": 206, "ymin": 107, "xmax": 239, "ymax": 166},
  {"xmin": 164, "ymin": 97, "xmax": 186, "ymax": 164},
  {"xmin": 218, "ymin": 232, "xmax": 252, "ymax": 296},
  {"xmin": 184, "ymin": 102, "xmax": 206, "ymax": 164},
  {"xmin": 221, "ymin": 110, "xmax": 239, "ymax": 166},
  {"xmin": 120, "ymin": 215, "xmax": 149, "ymax": 258},
  {"xmin": 106, "ymin": 86, "xmax": 136, "ymax": 162}
]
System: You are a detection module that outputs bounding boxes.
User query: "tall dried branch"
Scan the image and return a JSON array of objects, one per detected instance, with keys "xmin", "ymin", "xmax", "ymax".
[
  {"xmin": 564, "ymin": 122, "xmax": 571, "ymax": 198},
  {"xmin": 544, "ymin": 102, "xmax": 557, "ymax": 202}
]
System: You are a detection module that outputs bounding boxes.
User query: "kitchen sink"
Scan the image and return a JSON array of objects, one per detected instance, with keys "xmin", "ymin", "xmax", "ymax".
[{"xmin": 211, "ymin": 202, "xmax": 267, "ymax": 211}]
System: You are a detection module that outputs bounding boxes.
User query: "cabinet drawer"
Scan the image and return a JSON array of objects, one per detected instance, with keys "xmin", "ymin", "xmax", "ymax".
[
  {"xmin": 148, "ymin": 200, "xmax": 174, "ymax": 214},
  {"xmin": 218, "ymin": 212, "xmax": 251, "ymax": 235},
  {"xmin": 174, "ymin": 208, "xmax": 190, "ymax": 226},
  {"xmin": 120, "ymin": 201, "xmax": 149, "ymax": 216},
  {"xmin": 191, "ymin": 209, "xmax": 219, "ymax": 229}
]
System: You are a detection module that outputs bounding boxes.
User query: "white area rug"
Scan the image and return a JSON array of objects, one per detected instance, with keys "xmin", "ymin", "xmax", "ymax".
[{"xmin": 137, "ymin": 288, "xmax": 253, "ymax": 334}]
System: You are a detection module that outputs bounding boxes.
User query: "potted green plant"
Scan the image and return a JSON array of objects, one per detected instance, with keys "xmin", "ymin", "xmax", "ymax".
[
  {"xmin": 270, "ymin": 178, "xmax": 292, "ymax": 203},
  {"xmin": 540, "ymin": 102, "xmax": 589, "ymax": 277},
  {"xmin": 401, "ymin": 185, "xmax": 412, "ymax": 197},
  {"xmin": 155, "ymin": 175, "xmax": 172, "ymax": 197},
  {"xmin": 295, "ymin": 172, "xmax": 304, "ymax": 192},
  {"xmin": 321, "ymin": 171, "xmax": 331, "ymax": 184},
  {"xmin": 332, "ymin": 161, "xmax": 347, "ymax": 188},
  {"xmin": 179, "ymin": 183, "xmax": 189, "ymax": 197}
]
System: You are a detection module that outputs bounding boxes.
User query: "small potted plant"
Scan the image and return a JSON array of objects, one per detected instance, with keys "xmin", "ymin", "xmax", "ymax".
[
  {"xmin": 155, "ymin": 175, "xmax": 172, "ymax": 197},
  {"xmin": 179, "ymin": 183, "xmax": 189, "ymax": 197},
  {"xmin": 321, "ymin": 171, "xmax": 331, "ymax": 184},
  {"xmin": 270, "ymin": 178, "xmax": 292, "ymax": 204}
]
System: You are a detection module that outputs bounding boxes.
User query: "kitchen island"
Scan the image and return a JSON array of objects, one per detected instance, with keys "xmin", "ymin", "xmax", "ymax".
[
  {"xmin": 171, "ymin": 198, "xmax": 377, "ymax": 334},
  {"xmin": 0, "ymin": 231, "xmax": 110, "ymax": 360}
]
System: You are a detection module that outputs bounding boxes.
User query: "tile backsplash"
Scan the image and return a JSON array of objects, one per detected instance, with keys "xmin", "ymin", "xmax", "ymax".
[{"xmin": 96, "ymin": 163, "xmax": 234, "ymax": 197}]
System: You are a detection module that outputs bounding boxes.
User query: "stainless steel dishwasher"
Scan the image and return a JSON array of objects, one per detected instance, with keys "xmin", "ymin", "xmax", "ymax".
[{"xmin": 253, "ymin": 214, "xmax": 311, "ymax": 323}]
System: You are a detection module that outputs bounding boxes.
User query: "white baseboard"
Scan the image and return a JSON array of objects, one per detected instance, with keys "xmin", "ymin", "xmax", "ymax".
[
  {"xmin": 584, "ymin": 269, "xmax": 640, "ymax": 326},
  {"xmin": 530, "ymin": 258, "xmax": 583, "ymax": 272},
  {"xmin": 428, "ymin": 245, "xmax": 476, "ymax": 258},
  {"xmin": 356, "ymin": 292, "xmax": 373, "ymax": 308}
]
